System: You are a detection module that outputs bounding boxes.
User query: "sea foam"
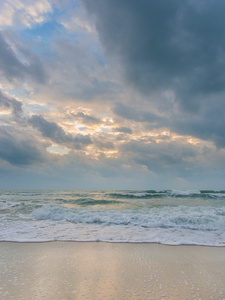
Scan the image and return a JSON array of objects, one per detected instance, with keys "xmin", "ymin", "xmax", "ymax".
[{"xmin": 0, "ymin": 190, "xmax": 225, "ymax": 245}]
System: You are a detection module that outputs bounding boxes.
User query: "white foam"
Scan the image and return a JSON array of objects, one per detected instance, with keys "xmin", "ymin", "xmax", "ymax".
[
  {"xmin": 111, "ymin": 192, "xmax": 151, "ymax": 197},
  {"xmin": 1, "ymin": 190, "xmax": 225, "ymax": 246},
  {"xmin": 1, "ymin": 219, "xmax": 225, "ymax": 246},
  {"xmin": 170, "ymin": 190, "xmax": 201, "ymax": 196},
  {"xmin": 30, "ymin": 203, "xmax": 225, "ymax": 231}
]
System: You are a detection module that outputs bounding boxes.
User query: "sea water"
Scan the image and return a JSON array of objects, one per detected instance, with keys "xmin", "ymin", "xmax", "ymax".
[{"xmin": 0, "ymin": 190, "xmax": 225, "ymax": 245}]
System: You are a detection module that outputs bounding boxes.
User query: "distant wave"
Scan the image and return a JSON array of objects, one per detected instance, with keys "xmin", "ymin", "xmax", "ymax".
[
  {"xmin": 108, "ymin": 190, "xmax": 225, "ymax": 199},
  {"xmin": 1, "ymin": 190, "xmax": 225, "ymax": 199},
  {"xmin": 55, "ymin": 198, "xmax": 123, "ymax": 206}
]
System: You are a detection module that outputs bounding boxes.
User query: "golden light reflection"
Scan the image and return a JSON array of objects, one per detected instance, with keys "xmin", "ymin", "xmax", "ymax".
[
  {"xmin": 103, "ymin": 150, "xmax": 118, "ymax": 158},
  {"xmin": 42, "ymin": 107, "xmax": 208, "ymax": 159},
  {"xmin": 0, "ymin": 109, "xmax": 11, "ymax": 115},
  {"xmin": 61, "ymin": 119, "xmax": 115, "ymax": 136},
  {"xmin": 85, "ymin": 145, "xmax": 118, "ymax": 159},
  {"xmin": 187, "ymin": 137, "xmax": 201, "ymax": 145}
]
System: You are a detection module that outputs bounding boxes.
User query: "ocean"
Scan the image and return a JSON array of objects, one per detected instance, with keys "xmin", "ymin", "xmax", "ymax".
[{"xmin": 0, "ymin": 190, "xmax": 225, "ymax": 246}]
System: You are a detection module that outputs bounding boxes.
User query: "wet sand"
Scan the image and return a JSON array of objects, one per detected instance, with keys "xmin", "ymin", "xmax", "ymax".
[{"xmin": 0, "ymin": 242, "xmax": 225, "ymax": 299}]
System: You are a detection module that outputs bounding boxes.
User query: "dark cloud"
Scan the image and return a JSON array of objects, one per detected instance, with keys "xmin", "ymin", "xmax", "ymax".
[
  {"xmin": 0, "ymin": 91, "xmax": 93, "ymax": 149},
  {"xmin": 120, "ymin": 139, "xmax": 197, "ymax": 175},
  {"xmin": 73, "ymin": 112, "xmax": 101, "ymax": 125},
  {"xmin": 114, "ymin": 101, "xmax": 225, "ymax": 148},
  {"xmin": 0, "ymin": 89, "xmax": 23, "ymax": 118},
  {"xmin": 0, "ymin": 31, "xmax": 47, "ymax": 84},
  {"xmin": 113, "ymin": 126, "xmax": 132, "ymax": 134},
  {"xmin": 83, "ymin": 0, "xmax": 225, "ymax": 109},
  {"xmin": 84, "ymin": 0, "xmax": 225, "ymax": 148},
  {"xmin": 170, "ymin": 104, "xmax": 225, "ymax": 148},
  {"xmin": 0, "ymin": 126, "xmax": 48, "ymax": 165},
  {"xmin": 29, "ymin": 115, "xmax": 92, "ymax": 149}
]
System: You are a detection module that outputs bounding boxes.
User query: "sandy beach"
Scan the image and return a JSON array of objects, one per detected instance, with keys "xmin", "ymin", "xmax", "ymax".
[{"xmin": 0, "ymin": 242, "xmax": 224, "ymax": 299}]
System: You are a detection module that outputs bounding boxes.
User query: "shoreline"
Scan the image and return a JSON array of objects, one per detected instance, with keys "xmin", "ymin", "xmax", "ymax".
[
  {"xmin": 1, "ymin": 240, "xmax": 225, "ymax": 247},
  {"xmin": 0, "ymin": 241, "xmax": 225, "ymax": 299}
]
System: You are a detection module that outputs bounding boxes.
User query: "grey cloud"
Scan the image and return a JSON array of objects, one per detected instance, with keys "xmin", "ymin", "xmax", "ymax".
[
  {"xmin": 0, "ymin": 90, "xmax": 23, "ymax": 117},
  {"xmin": 48, "ymin": 38, "xmax": 122, "ymax": 101},
  {"xmin": 83, "ymin": 0, "xmax": 225, "ymax": 148},
  {"xmin": 94, "ymin": 139, "xmax": 115, "ymax": 150},
  {"xmin": 113, "ymin": 103, "xmax": 160, "ymax": 124},
  {"xmin": 84, "ymin": 0, "xmax": 225, "ymax": 109},
  {"xmin": 120, "ymin": 139, "xmax": 197, "ymax": 174},
  {"xmin": 0, "ymin": 126, "xmax": 48, "ymax": 165},
  {"xmin": 73, "ymin": 112, "xmax": 101, "ymax": 125},
  {"xmin": 0, "ymin": 92, "xmax": 93, "ymax": 149},
  {"xmin": 79, "ymin": 78, "xmax": 122, "ymax": 100},
  {"xmin": 29, "ymin": 115, "xmax": 92, "ymax": 149},
  {"xmin": 0, "ymin": 31, "xmax": 47, "ymax": 84},
  {"xmin": 170, "ymin": 105, "xmax": 225, "ymax": 148},
  {"xmin": 84, "ymin": 0, "xmax": 225, "ymax": 148},
  {"xmin": 114, "ymin": 101, "xmax": 225, "ymax": 148},
  {"xmin": 113, "ymin": 126, "xmax": 132, "ymax": 134},
  {"xmin": 114, "ymin": 100, "xmax": 225, "ymax": 148}
]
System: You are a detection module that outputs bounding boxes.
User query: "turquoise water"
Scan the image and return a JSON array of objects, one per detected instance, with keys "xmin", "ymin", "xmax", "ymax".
[{"xmin": 0, "ymin": 190, "xmax": 225, "ymax": 245}]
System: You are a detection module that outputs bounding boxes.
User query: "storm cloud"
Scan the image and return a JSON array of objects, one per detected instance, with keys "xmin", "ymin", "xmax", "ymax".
[
  {"xmin": 83, "ymin": 0, "xmax": 225, "ymax": 148},
  {"xmin": 0, "ymin": 126, "xmax": 48, "ymax": 165},
  {"xmin": 84, "ymin": 0, "xmax": 225, "ymax": 108},
  {"xmin": 1, "ymin": 0, "xmax": 225, "ymax": 189},
  {"xmin": 29, "ymin": 115, "xmax": 92, "ymax": 149}
]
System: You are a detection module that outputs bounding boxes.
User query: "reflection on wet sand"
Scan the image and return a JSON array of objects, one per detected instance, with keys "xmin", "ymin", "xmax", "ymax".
[{"xmin": 0, "ymin": 242, "xmax": 225, "ymax": 299}]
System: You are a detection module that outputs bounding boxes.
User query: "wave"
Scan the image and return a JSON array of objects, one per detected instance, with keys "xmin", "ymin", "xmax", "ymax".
[
  {"xmin": 55, "ymin": 198, "xmax": 123, "ymax": 206},
  {"xmin": 31, "ymin": 203, "xmax": 225, "ymax": 232},
  {"xmin": 108, "ymin": 190, "xmax": 225, "ymax": 199},
  {"xmin": 1, "ymin": 189, "xmax": 225, "ymax": 200}
]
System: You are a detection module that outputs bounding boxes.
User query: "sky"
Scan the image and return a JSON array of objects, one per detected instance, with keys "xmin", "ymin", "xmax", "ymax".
[{"xmin": 0, "ymin": 0, "xmax": 225, "ymax": 190}]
